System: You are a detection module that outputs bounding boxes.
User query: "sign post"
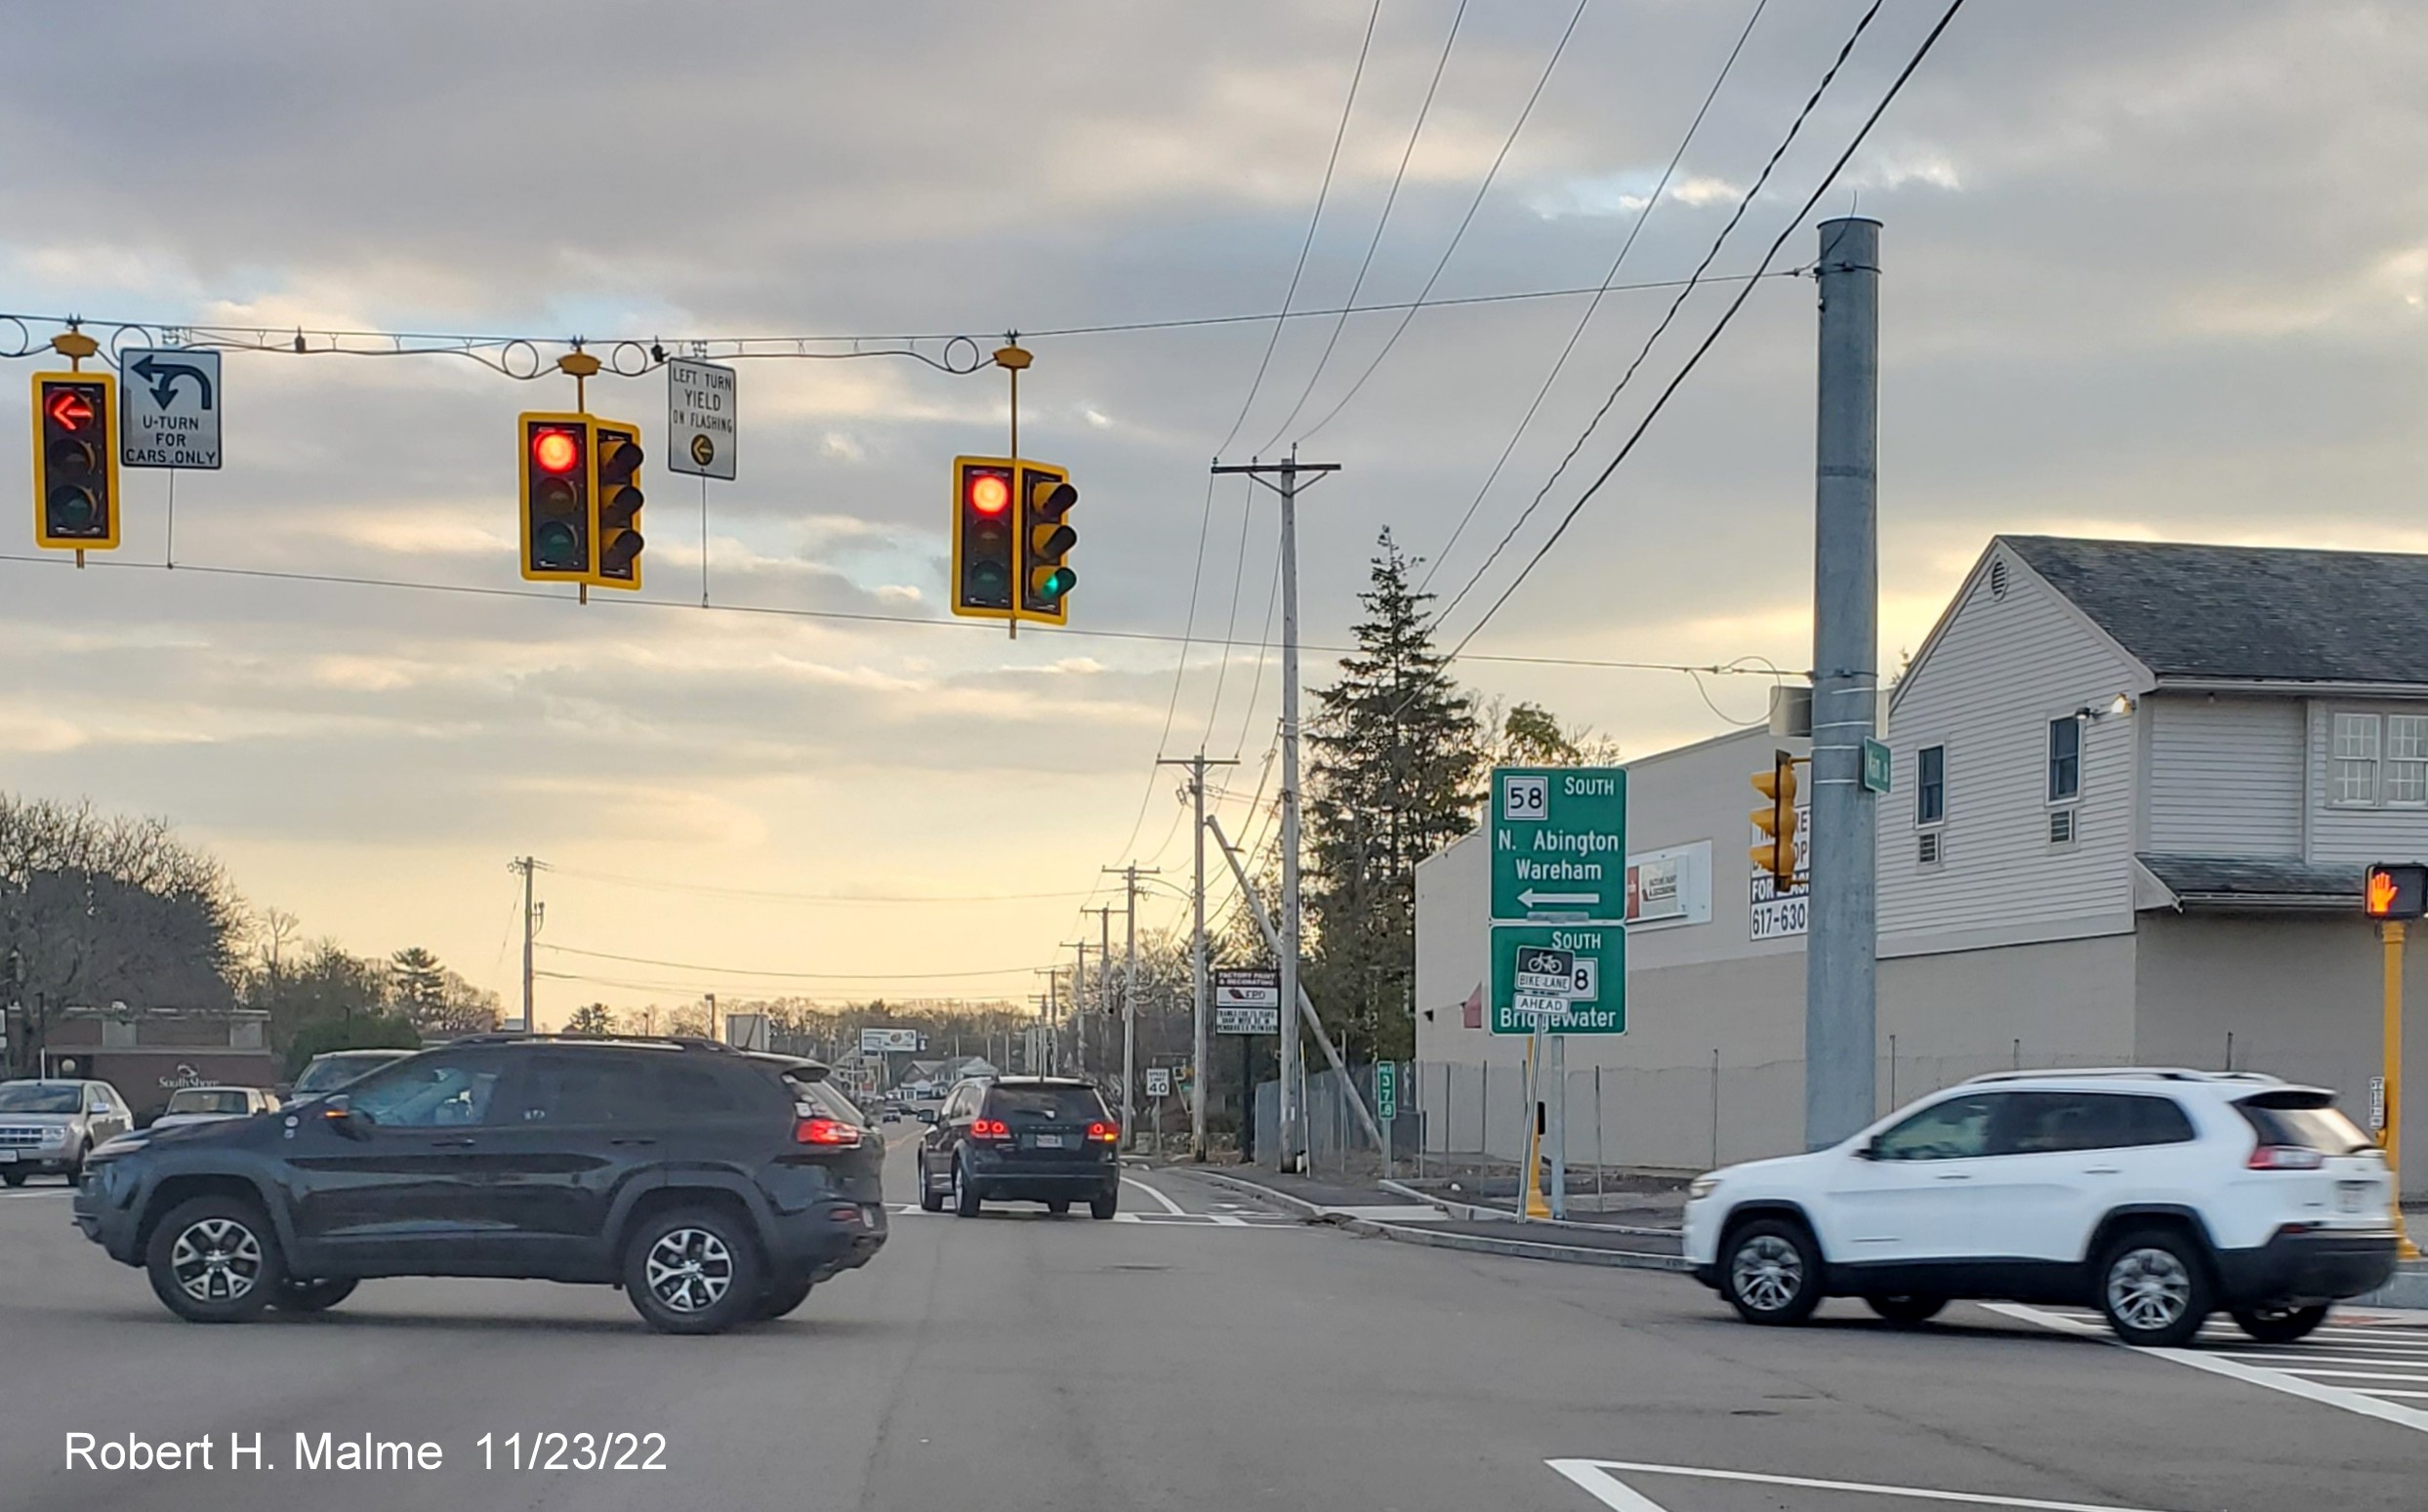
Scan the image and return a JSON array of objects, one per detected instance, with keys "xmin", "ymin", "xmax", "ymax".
[
  {"xmin": 1376, "ymin": 1060, "xmax": 1397, "ymax": 1175},
  {"xmin": 1490, "ymin": 767, "xmax": 1626, "ymax": 1221}
]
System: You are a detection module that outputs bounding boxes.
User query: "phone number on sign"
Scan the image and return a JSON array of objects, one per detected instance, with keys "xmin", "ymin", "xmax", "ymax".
[{"xmin": 479, "ymin": 1432, "xmax": 667, "ymax": 1471}]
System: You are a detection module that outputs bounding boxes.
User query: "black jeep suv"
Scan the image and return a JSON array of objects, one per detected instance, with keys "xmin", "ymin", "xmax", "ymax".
[{"xmin": 73, "ymin": 1036, "xmax": 885, "ymax": 1334}]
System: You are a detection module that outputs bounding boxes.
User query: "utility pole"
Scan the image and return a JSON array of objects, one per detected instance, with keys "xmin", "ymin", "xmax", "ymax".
[
  {"xmin": 1062, "ymin": 939, "xmax": 1091, "ymax": 1077},
  {"xmin": 510, "ymin": 857, "xmax": 544, "ymax": 1033},
  {"xmin": 1160, "ymin": 752, "xmax": 1238, "ymax": 1161},
  {"xmin": 1211, "ymin": 449, "xmax": 1338, "ymax": 1171},
  {"xmin": 1807, "ymin": 216, "xmax": 1881, "ymax": 1149},
  {"xmin": 1094, "ymin": 905, "xmax": 1113, "ymax": 1079},
  {"xmin": 1104, "ymin": 865, "xmax": 1159, "ymax": 1151}
]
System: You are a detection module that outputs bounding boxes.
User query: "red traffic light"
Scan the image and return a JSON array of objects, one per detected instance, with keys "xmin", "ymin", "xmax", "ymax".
[
  {"xmin": 967, "ymin": 473, "xmax": 1010, "ymax": 515},
  {"xmin": 46, "ymin": 388, "xmax": 93, "ymax": 430},
  {"xmin": 532, "ymin": 429, "xmax": 580, "ymax": 473}
]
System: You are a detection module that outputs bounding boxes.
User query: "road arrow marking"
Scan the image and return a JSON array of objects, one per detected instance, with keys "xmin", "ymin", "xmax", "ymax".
[{"xmin": 1519, "ymin": 889, "xmax": 1599, "ymax": 909}]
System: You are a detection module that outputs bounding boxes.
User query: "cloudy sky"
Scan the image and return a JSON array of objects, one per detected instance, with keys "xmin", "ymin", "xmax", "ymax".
[{"xmin": 2, "ymin": 1, "xmax": 2422, "ymax": 1022}]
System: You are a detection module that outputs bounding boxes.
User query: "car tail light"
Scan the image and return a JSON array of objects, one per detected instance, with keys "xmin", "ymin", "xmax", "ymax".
[
  {"xmin": 970, "ymin": 1119, "xmax": 1009, "ymax": 1140},
  {"xmin": 827, "ymin": 1204, "xmax": 864, "ymax": 1226},
  {"xmin": 1087, "ymin": 1122, "xmax": 1117, "ymax": 1143},
  {"xmin": 2248, "ymin": 1144, "xmax": 2325, "ymax": 1170},
  {"xmin": 795, "ymin": 1117, "xmax": 862, "ymax": 1147}
]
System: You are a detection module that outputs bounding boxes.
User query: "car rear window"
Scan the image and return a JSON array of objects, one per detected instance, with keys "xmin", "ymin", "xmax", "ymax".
[
  {"xmin": 165, "ymin": 1089, "xmax": 252, "ymax": 1116},
  {"xmin": 987, "ymin": 1085, "xmax": 1108, "ymax": 1123},
  {"xmin": 2236, "ymin": 1091, "xmax": 2374, "ymax": 1154}
]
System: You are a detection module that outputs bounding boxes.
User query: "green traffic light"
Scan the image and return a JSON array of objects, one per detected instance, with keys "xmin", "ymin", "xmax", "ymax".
[
  {"xmin": 533, "ymin": 520, "xmax": 581, "ymax": 570},
  {"xmin": 1037, "ymin": 566, "xmax": 1077, "ymax": 600}
]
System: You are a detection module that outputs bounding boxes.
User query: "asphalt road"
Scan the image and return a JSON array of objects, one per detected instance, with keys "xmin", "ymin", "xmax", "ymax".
[{"xmin": 3, "ymin": 1135, "xmax": 2422, "ymax": 1511}]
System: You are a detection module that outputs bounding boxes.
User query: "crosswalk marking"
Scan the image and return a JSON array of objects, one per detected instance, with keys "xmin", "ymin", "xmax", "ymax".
[{"xmin": 1987, "ymin": 1303, "xmax": 2428, "ymax": 1434}]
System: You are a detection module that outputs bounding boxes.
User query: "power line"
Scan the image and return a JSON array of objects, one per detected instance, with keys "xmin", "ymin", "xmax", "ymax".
[
  {"xmin": 534, "ymin": 967, "xmax": 1030, "ymax": 1002},
  {"xmin": 539, "ymin": 943, "xmax": 1050, "ymax": 981},
  {"xmin": 1421, "ymin": 0, "xmax": 1771, "ymax": 593},
  {"xmin": 1214, "ymin": 0, "xmax": 1382, "ymax": 457},
  {"xmin": 1442, "ymin": 0, "xmax": 1971, "ymax": 665},
  {"xmin": 0, "ymin": 549, "xmax": 1767, "ymax": 673},
  {"xmin": 1436, "ymin": 0, "xmax": 1881, "ymax": 630},
  {"xmin": 546, "ymin": 867, "xmax": 1097, "ymax": 906},
  {"xmin": 1255, "ymin": 0, "xmax": 1470, "ymax": 453},
  {"xmin": 1294, "ymin": 0, "xmax": 1594, "ymax": 444}
]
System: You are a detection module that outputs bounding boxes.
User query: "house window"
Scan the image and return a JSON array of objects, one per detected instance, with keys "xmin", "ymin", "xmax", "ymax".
[
  {"xmin": 2047, "ymin": 717, "xmax": 2081, "ymax": 802},
  {"xmin": 2388, "ymin": 715, "xmax": 2428, "ymax": 806},
  {"xmin": 1916, "ymin": 745, "xmax": 1946, "ymax": 826},
  {"xmin": 2333, "ymin": 713, "xmax": 2381, "ymax": 806}
]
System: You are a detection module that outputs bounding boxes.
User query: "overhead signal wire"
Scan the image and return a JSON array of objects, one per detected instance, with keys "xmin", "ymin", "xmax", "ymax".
[{"xmin": 1439, "ymin": 0, "xmax": 1971, "ymax": 666}]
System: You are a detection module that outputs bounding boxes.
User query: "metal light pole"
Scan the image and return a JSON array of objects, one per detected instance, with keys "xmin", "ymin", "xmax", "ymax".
[
  {"xmin": 1211, "ymin": 450, "xmax": 1338, "ymax": 1170},
  {"xmin": 1805, "ymin": 217, "xmax": 1881, "ymax": 1150}
]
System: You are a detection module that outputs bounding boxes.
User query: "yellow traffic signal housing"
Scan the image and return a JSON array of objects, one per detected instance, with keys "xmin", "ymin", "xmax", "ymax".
[
  {"xmin": 1017, "ymin": 461, "xmax": 1077, "ymax": 625},
  {"xmin": 519, "ymin": 412, "xmax": 593, "ymax": 583},
  {"xmin": 32, "ymin": 371, "xmax": 121, "ymax": 551},
  {"xmin": 1749, "ymin": 751, "xmax": 1801, "ymax": 885},
  {"xmin": 591, "ymin": 419, "xmax": 645, "ymax": 591},
  {"xmin": 951, "ymin": 455, "xmax": 1017, "ymax": 619}
]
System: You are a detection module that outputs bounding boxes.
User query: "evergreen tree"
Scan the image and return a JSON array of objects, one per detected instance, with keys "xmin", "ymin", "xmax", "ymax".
[
  {"xmin": 565, "ymin": 1002, "xmax": 616, "ymax": 1036},
  {"xmin": 1302, "ymin": 530, "xmax": 1481, "ymax": 1061}
]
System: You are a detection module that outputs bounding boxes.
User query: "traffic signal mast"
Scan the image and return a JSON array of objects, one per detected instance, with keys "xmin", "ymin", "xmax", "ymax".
[{"xmin": 1749, "ymin": 750, "xmax": 1802, "ymax": 886}]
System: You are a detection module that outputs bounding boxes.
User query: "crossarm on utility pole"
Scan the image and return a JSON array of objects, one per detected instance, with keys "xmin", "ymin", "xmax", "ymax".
[{"xmin": 1205, "ymin": 813, "xmax": 1387, "ymax": 1156}]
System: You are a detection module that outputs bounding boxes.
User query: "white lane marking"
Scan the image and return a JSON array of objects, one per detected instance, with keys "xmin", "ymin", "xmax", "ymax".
[
  {"xmin": 1985, "ymin": 1303, "xmax": 2428, "ymax": 1434},
  {"xmin": 1549, "ymin": 1459, "xmax": 2179, "ymax": 1512},
  {"xmin": 1122, "ymin": 1176, "xmax": 1187, "ymax": 1215}
]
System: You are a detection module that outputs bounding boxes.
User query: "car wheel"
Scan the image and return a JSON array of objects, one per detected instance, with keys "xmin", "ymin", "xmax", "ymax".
[
  {"xmin": 1047, "ymin": 1199, "xmax": 1072, "ymax": 1215},
  {"xmin": 0, "ymin": 1169, "xmax": 24, "ymax": 1188},
  {"xmin": 753, "ymin": 1278, "xmax": 814, "ymax": 1322},
  {"xmin": 268, "ymin": 1278, "xmax": 358, "ymax": 1314},
  {"xmin": 622, "ymin": 1207, "xmax": 761, "ymax": 1336},
  {"xmin": 1722, "ymin": 1218, "xmax": 1823, "ymax": 1325},
  {"xmin": 62, "ymin": 1143, "xmax": 86, "ymax": 1187},
  {"xmin": 1089, "ymin": 1184, "xmax": 1119, "ymax": 1221},
  {"xmin": 2231, "ymin": 1302, "xmax": 2329, "ymax": 1345},
  {"xmin": 2098, "ymin": 1229, "xmax": 2213, "ymax": 1347},
  {"xmin": 918, "ymin": 1158, "xmax": 946, "ymax": 1213},
  {"xmin": 952, "ymin": 1158, "xmax": 982, "ymax": 1218},
  {"xmin": 145, "ymin": 1196, "xmax": 285, "ymax": 1323},
  {"xmin": 1865, "ymin": 1294, "xmax": 1947, "ymax": 1326}
]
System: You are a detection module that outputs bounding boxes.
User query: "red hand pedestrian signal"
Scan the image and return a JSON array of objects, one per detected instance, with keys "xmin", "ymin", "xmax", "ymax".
[{"xmin": 2370, "ymin": 870, "xmax": 2399, "ymax": 918}]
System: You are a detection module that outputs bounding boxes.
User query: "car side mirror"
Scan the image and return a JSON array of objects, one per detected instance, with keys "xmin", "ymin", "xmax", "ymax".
[
  {"xmin": 321, "ymin": 1095, "xmax": 371, "ymax": 1140},
  {"xmin": 1854, "ymin": 1134, "xmax": 1883, "ymax": 1161},
  {"xmin": 917, "ymin": 1109, "xmax": 937, "ymax": 1124}
]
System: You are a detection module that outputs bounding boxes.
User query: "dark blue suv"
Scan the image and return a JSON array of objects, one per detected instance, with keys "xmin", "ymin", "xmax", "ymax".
[
  {"xmin": 917, "ymin": 1076, "xmax": 1121, "ymax": 1217},
  {"xmin": 73, "ymin": 1037, "xmax": 885, "ymax": 1333}
]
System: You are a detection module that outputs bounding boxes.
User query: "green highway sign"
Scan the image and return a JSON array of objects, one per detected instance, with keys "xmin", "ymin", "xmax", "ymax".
[
  {"xmin": 1862, "ymin": 736, "xmax": 1892, "ymax": 796},
  {"xmin": 1489, "ymin": 923, "xmax": 1626, "ymax": 1036},
  {"xmin": 1491, "ymin": 765, "xmax": 1627, "ymax": 922},
  {"xmin": 1376, "ymin": 1060, "xmax": 1397, "ymax": 1121}
]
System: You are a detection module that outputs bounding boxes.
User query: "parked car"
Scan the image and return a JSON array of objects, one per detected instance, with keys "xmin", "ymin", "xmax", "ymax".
[
  {"xmin": 287, "ymin": 1047, "xmax": 418, "ymax": 1100},
  {"xmin": 918, "ymin": 1075, "xmax": 1120, "ymax": 1218},
  {"xmin": 73, "ymin": 1036, "xmax": 885, "ymax": 1332},
  {"xmin": 1684, "ymin": 1069, "xmax": 2397, "ymax": 1346},
  {"xmin": 0, "ymin": 1080, "xmax": 135, "ymax": 1187},
  {"xmin": 150, "ymin": 1086, "xmax": 280, "ymax": 1131}
]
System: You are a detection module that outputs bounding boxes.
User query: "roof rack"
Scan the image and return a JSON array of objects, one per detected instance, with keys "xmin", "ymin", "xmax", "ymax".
[{"xmin": 1959, "ymin": 1067, "xmax": 2284, "ymax": 1086}]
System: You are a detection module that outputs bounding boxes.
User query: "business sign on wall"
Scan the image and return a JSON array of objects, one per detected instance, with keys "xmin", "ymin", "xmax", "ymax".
[
  {"xmin": 1624, "ymin": 840, "xmax": 1711, "ymax": 929},
  {"xmin": 1749, "ymin": 804, "xmax": 1812, "ymax": 940}
]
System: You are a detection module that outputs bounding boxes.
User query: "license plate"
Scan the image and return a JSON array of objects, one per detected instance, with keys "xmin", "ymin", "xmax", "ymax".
[
  {"xmin": 1030, "ymin": 1133, "xmax": 1065, "ymax": 1150},
  {"xmin": 2338, "ymin": 1181, "xmax": 2368, "ymax": 1212}
]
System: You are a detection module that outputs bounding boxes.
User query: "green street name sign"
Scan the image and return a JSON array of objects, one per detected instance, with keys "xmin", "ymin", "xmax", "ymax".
[
  {"xmin": 1489, "ymin": 923, "xmax": 1626, "ymax": 1036},
  {"xmin": 1862, "ymin": 736, "xmax": 1892, "ymax": 796},
  {"xmin": 1491, "ymin": 765, "xmax": 1627, "ymax": 922}
]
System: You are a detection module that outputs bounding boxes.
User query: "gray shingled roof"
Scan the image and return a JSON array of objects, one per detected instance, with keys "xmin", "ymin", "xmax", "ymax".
[
  {"xmin": 2139, "ymin": 853, "xmax": 2361, "ymax": 907},
  {"xmin": 2004, "ymin": 536, "xmax": 2428, "ymax": 684}
]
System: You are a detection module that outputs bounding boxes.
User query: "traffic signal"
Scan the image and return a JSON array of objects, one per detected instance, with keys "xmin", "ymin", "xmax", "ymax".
[
  {"xmin": 591, "ymin": 419, "xmax": 644, "ymax": 590},
  {"xmin": 519, "ymin": 413, "xmax": 591, "ymax": 583},
  {"xmin": 1749, "ymin": 750, "xmax": 1800, "ymax": 885},
  {"xmin": 1018, "ymin": 462, "xmax": 1078, "ymax": 623},
  {"xmin": 32, "ymin": 371, "xmax": 120, "ymax": 551},
  {"xmin": 952, "ymin": 456, "xmax": 1016, "ymax": 618},
  {"xmin": 2365, "ymin": 863, "xmax": 2428, "ymax": 920}
]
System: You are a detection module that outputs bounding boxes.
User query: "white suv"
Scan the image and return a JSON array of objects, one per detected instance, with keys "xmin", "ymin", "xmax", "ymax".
[{"xmin": 1682, "ymin": 1070, "xmax": 2398, "ymax": 1346}]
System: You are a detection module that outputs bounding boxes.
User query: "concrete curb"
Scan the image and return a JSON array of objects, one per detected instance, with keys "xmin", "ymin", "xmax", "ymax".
[
  {"xmin": 1188, "ymin": 1168, "xmax": 1689, "ymax": 1272},
  {"xmin": 1376, "ymin": 1177, "xmax": 1682, "ymax": 1238},
  {"xmin": 2356, "ymin": 1262, "xmax": 2428, "ymax": 1310}
]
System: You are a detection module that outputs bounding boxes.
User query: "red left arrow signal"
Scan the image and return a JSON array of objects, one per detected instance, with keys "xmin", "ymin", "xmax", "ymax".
[{"xmin": 45, "ymin": 388, "xmax": 93, "ymax": 430}]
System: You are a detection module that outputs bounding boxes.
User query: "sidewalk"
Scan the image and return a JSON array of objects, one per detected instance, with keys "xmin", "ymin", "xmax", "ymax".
[{"xmin": 1178, "ymin": 1164, "xmax": 1688, "ymax": 1272}]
